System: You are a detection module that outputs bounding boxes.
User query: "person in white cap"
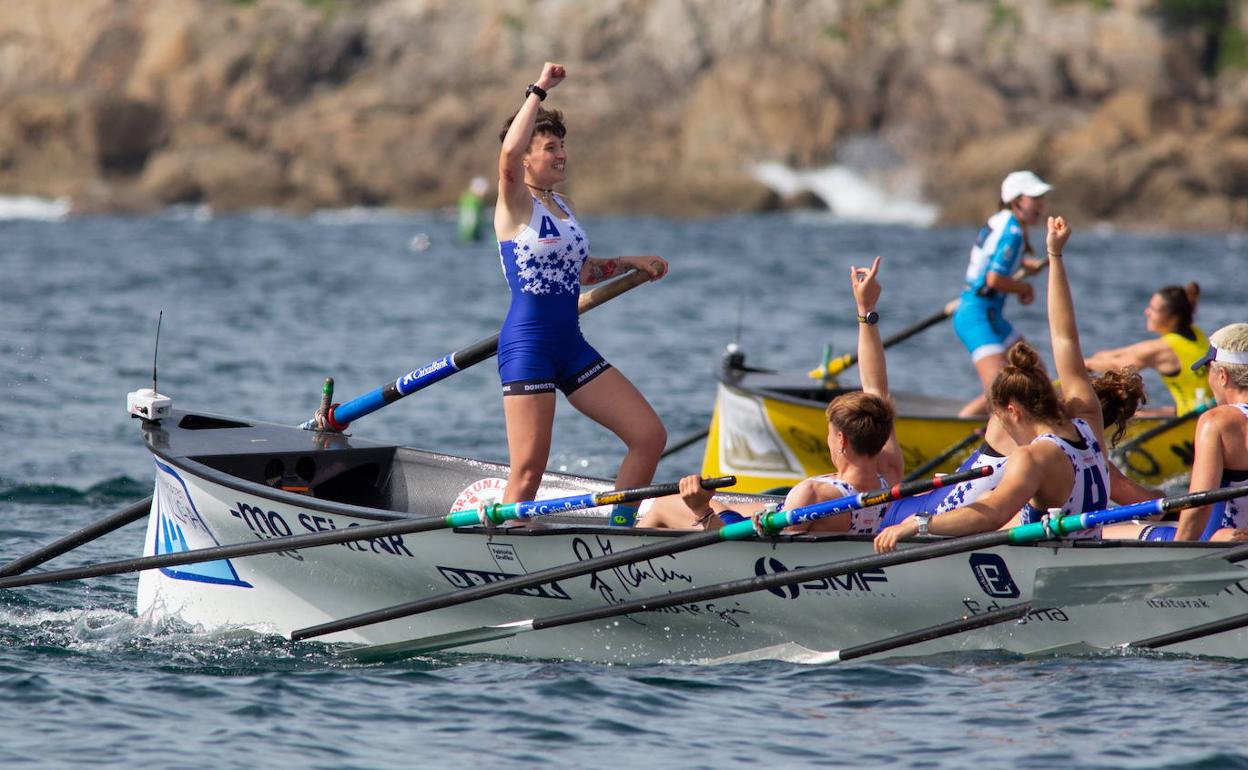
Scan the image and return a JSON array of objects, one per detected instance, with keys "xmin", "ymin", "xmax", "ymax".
[{"xmin": 952, "ymin": 170, "xmax": 1051, "ymax": 417}]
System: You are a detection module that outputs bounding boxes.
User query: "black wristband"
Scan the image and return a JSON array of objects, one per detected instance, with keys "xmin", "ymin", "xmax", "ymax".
[{"xmin": 526, "ymin": 84, "xmax": 547, "ymax": 101}]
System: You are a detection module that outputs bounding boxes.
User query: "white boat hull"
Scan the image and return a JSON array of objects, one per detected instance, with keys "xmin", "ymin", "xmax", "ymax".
[{"xmin": 135, "ymin": 425, "xmax": 1248, "ymax": 664}]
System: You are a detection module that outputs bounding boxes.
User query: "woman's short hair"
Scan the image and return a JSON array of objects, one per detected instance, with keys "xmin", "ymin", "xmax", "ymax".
[
  {"xmin": 825, "ymin": 391, "xmax": 894, "ymax": 456},
  {"xmin": 1210, "ymin": 323, "xmax": 1248, "ymax": 388},
  {"xmin": 499, "ymin": 107, "xmax": 567, "ymax": 143}
]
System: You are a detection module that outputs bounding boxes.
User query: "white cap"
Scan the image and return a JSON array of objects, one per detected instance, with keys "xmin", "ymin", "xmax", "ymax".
[{"xmin": 1000, "ymin": 170, "xmax": 1052, "ymax": 202}]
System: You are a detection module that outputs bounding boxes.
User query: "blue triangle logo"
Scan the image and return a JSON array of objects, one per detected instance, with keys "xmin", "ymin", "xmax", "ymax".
[{"xmin": 153, "ymin": 460, "xmax": 252, "ymax": 588}]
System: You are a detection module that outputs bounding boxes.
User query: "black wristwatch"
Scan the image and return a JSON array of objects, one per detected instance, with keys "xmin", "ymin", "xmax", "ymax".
[
  {"xmin": 525, "ymin": 84, "xmax": 548, "ymax": 101},
  {"xmin": 857, "ymin": 310, "xmax": 879, "ymax": 325}
]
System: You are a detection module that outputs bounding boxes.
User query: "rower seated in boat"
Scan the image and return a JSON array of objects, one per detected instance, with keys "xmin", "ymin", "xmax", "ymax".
[
  {"xmin": 1104, "ymin": 323, "xmax": 1248, "ymax": 542},
  {"xmin": 1084, "ymin": 282, "xmax": 1209, "ymax": 416},
  {"xmin": 875, "ymin": 216, "xmax": 1121, "ymax": 552},
  {"xmin": 639, "ymin": 256, "xmax": 904, "ymax": 530}
]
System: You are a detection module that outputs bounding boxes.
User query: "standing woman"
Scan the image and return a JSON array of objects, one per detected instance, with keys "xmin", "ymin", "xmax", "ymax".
[
  {"xmin": 495, "ymin": 62, "xmax": 668, "ymax": 517},
  {"xmin": 953, "ymin": 171, "xmax": 1051, "ymax": 417},
  {"xmin": 1084, "ymin": 282, "xmax": 1208, "ymax": 415}
]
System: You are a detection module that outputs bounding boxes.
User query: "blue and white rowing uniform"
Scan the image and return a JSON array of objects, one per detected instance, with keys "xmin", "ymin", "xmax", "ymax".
[
  {"xmin": 878, "ymin": 443, "xmax": 1009, "ymax": 528},
  {"xmin": 1141, "ymin": 403, "xmax": 1248, "ymax": 541},
  {"xmin": 1018, "ymin": 417, "xmax": 1108, "ymax": 539},
  {"xmin": 952, "ymin": 209, "xmax": 1026, "ymax": 362},
  {"xmin": 497, "ymin": 194, "xmax": 610, "ymax": 396},
  {"xmin": 784, "ymin": 474, "xmax": 888, "ymax": 534}
]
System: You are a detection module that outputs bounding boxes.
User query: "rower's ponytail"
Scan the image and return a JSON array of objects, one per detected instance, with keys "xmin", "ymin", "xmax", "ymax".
[
  {"xmin": 1093, "ymin": 368, "xmax": 1147, "ymax": 446},
  {"xmin": 989, "ymin": 342, "xmax": 1063, "ymax": 423}
]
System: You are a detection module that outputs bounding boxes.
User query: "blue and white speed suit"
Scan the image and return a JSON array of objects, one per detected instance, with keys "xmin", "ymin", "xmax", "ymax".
[
  {"xmin": 784, "ymin": 474, "xmax": 889, "ymax": 534},
  {"xmin": 1018, "ymin": 417, "xmax": 1109, "ymax": 540},
  {"xmin": 1141, "ymin": 403, "xmax": 1248, "ymax": 541},
  {"xmin": 879, "ymin": 443, "xmax": 1009, "ymax": 528},
  {"xmin": 497, "ymin": 194, "xmax": 610, "ymax": 396},
  {"xmin": 952, "ymin": 209, "xmax": 1026, "ymax": 362}
]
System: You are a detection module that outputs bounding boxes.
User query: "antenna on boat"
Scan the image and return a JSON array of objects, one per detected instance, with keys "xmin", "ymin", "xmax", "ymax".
[
  {"xmin": 152, "ymin": 310, "xmax": 162, "ymax": 395},
  {"xmin": 127, "ymin": 311, "xmax": 173, "ymax": 424}
]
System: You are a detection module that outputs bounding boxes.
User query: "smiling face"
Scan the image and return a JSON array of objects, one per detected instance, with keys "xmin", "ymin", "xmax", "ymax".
[
  {"xmin": 524, "ymin": 132, "xmax": 567, "ymax": 188},
  {"xmin": 1010, "ymin": 194, "xmax": 1046, "ymax": 226}
]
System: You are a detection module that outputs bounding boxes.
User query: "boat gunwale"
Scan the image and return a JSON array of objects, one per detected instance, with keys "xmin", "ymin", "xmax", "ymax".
[{"xmin": 140, "ymin": 446, "xmax": 1241, "ymax": 554}]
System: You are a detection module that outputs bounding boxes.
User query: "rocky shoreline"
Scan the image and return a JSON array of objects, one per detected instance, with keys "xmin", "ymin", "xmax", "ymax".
[{"xmin": 1, "ymin": 0, "xmax": 1246, "ymax": 228}]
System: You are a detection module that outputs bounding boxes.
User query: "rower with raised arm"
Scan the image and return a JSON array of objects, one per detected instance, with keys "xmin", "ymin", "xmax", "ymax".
[
  {"xmin": 641, "ymin": 257, "xmax": 904, "ymax": 532},
  {"xmin": 875, "ymin": 215, "xmax": 1115, "ymax": 552},
  {"xmin": 494, "ymin": 62, "xmax": 668, "ymax": 524},
  {"xmin": 1084, "ymin": 282, "xmax": 1209, "ymax": 416}
]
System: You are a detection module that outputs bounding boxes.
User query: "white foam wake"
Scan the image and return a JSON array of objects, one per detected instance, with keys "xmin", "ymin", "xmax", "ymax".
[
  {"xmin": 0, "ymin": 195, "xmax": 71, "ymax": 221},
  {"xmin": 752, "ymin": 162, "xmax": 939, "ymax": 227}
]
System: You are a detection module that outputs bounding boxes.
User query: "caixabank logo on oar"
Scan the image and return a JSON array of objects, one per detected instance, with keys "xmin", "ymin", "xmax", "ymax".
[{"xmin": 969, "ymin": 553, "xmax": 1021, "ymax": 598}]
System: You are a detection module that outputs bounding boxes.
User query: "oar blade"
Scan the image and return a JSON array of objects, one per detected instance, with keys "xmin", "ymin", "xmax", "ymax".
[
  {"xmin": 337, "ymin": 620, "xmax": 534, "ymax": 663},
  {"xmin": 1032, "ymin": 559, "xmax": 1247, "ymax": 607}
]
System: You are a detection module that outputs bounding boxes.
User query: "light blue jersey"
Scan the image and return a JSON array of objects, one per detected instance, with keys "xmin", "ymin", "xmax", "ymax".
[{"xmin": 952, "ymin": 209, "xmax": 1027, "ymax": 360}]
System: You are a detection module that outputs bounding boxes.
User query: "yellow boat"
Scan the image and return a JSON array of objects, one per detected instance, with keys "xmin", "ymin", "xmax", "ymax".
[{"xmin": 700, "ymin": 348, "xmax": 1197, "ymax": 494}]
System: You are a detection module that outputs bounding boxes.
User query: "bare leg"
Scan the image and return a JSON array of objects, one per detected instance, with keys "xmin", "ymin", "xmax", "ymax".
[
  {"xmin": 567, "ymin": 368, "xmax": 666, "ymax": 490},
  {"xmin": 502, "ymin": 393, "xmax": 557, "ymax": 504},
  {"xmin": 959, "ymin": 352, "xmax": 1006, "ymax": 417}
]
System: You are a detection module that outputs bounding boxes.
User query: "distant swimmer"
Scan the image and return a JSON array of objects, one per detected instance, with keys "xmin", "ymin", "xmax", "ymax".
[
  {"xmin": 952, "ymin": 171, "xmax": 1050, "ymax": 417},
  {"xmin": 1084, "ymin": 282, "xmax": 1210, "ymax": 415},
  {"xmin": 640, "ymin": 256, "xmax": 903, "ymax": 532},
  {"xmin": 494, "ymin": 62, "xmax": 668, "ymax": 522}
]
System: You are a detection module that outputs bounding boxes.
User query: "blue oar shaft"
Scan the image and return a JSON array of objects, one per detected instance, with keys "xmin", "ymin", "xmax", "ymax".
[
  {"xmin": 444, "ymin": 477, "xmax": 735, "ymax": 528},
  {"xmin": 716, "ymin": 464, "xmax": 994, "ymax": 538},
  {"xmin": 301, "ymin": 270, "xmax": 648, "ymax": 431},
  {"xmin": 291, "ymin": 468, "xmax": 991, "ymax": 641}
]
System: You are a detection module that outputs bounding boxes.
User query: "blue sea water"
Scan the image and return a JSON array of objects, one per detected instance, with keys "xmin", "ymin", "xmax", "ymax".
[{"xmin": 1, "ymin": 204, "xmax": 1246, "ymax": 769}]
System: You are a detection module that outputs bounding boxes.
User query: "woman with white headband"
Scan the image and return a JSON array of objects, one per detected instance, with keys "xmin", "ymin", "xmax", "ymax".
[{"xmin": 1115, "ymin": 324, "xmax": 1248, "ymax": 541}]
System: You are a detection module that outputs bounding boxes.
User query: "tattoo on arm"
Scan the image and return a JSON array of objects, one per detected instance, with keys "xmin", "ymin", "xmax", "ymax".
[{"xmin": 583, "ymin": 258, "xmax": 620, "ymax": 284}]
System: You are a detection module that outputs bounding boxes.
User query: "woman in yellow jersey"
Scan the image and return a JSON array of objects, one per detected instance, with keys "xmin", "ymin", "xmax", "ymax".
[{"xmin": 1084, "ymin": 282, "xmax": 1209, "ymax": 415}]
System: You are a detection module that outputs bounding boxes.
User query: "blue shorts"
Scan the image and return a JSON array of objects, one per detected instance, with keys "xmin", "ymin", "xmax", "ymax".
[
  {"xmin": 1139, "ymin": 525, "xmax": 1176, "ymax": 542},
  {"xmin": 953, "ymin": 296, "xmax": 1021, "ymax": 362},
  {"xmin": 498, "ymin": 334, "xmax": 611, "ymax": 396}
]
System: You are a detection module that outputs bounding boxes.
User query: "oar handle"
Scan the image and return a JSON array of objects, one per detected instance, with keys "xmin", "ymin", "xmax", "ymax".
[
  {"xmin": 449, "ymin": 475, "xmax": 736, "ymax": 527},
  {"xmin": 1008, "ymin": 484, "xmax": 1248, "ymax": 544},
  {"xmin": 731, "ymin": 464, "xmax": 994, "ymax": 536},
  {"xmin": 304, "ymin": 270, "xmax": 649, "ymax": 431}
]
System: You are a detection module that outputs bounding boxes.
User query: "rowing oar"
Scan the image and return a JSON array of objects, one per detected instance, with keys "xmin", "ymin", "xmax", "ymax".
[
  {"xmin": 0, "ymin": 496, "xmax": 153, "ymax": 578},
  {"xmin": 301, "ymin": 269, "xmax": 650, "ymax": 431},
  {"xmin": 791, "ymin": 554, "xmax": 1248, "ymax": 664},
  {"xmin": 1110, "ymin": 400, "xmax": 1214, "ymax": 468},
  {"xmin": 293, "ymin": 465, "xmax": 994, "ymax": 642},
  {"xmin": 902, "ymin": 427, "xmax": 984, "ymax": 482},
  {"xmin": 0, "ymin": 477, "xmax": 732, "ymax": 591},
  {"xmin": 1089, "ymin": 540, "xmax": 1248, "ymax": 652},
  {"xmin": 339, "ymin": 484, "xmax": 1248, "ymax": 661}
]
